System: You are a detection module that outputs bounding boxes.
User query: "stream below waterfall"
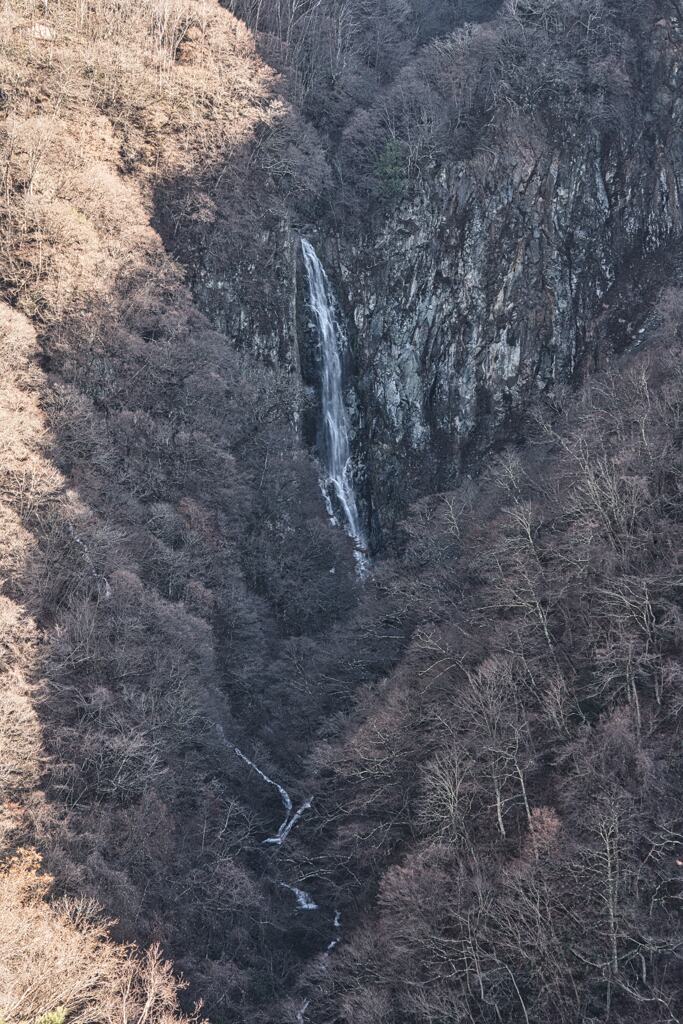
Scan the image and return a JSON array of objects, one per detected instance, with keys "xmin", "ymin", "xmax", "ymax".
[
  {"xmin": 232, "ymin": 745, "xmax": 313, "ymax": 847},
  {"xmin": 215, "ymin": 723, "xmax": 341, "ymax": 1020}
]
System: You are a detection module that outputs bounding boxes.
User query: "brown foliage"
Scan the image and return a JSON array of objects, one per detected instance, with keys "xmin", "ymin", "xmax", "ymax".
[
  {"xmin": 0, "ymin": 849, "xmax": 201, "ymax": 1024},
  {"xmin": 302, "ymin": 342, "xmax": 682, "ymax": 1024},
  {"xmin": 0, "ymin": 0, "xmax": 680, "ymax": 1020},
  {"xmin": 0, "ymin": 2, "xmax": 361, "ymax": 1017}
]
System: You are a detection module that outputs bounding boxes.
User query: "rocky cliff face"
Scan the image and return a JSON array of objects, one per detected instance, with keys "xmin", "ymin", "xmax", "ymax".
[
  {"xmin": 194, "ymin": 216, "xmax": 302, "ymax": 371},
  {"xmin": 331, "ymin": 129, "xmax": 683, "ymax": 536},
  {"xmin": 186, "ymin": 20, "xmax": 683, "ymax": 546}
]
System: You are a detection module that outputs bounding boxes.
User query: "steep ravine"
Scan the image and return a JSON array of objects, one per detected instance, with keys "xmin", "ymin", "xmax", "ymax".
[{"xmin": 3, "ymin": 1, "xmax": 681, "ymax": 1020}]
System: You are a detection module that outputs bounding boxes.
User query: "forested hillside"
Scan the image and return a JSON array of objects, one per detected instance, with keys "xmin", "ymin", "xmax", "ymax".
[
  {"xmin": 0, "ymin": 0, "xmax": 681, "ymax": 1023},
  {"xmin": 0, "ymin": 3, "xmax": 368, "ymax": 1016},
  {"xmin": 297, "ymin": 337, "xmax": 682, "ymax": 1023}
]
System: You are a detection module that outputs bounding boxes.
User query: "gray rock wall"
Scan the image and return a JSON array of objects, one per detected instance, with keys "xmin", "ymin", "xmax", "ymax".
[
  {"xmin": 331, "ymin": 128, "xmax": 682, "ymax": 529},
  {"xmin": 188, "ymin": 21, "xmax": 683, "ymax": 541}
]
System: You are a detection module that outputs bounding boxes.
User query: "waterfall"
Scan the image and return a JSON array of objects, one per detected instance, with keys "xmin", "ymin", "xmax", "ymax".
[
  {"xmin": 279, "ymin": 883, "xmax": 319, "ymax": 912},
  {"xmin": 301, "ymin": 239, "xmax": 367, "ymax": 562},
  {"xmin": 327, "ymin": 910, "xmax": 342, "ymax": 951}
]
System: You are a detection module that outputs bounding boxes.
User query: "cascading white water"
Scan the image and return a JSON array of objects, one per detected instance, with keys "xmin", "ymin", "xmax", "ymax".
[
  {"xmin": 279, "ymin": 883, "xmax": 319, "ymax": 912},
  {"xmin": 326, "ymin": 910, "xmax": 342, "ymax": 951},
  {"xmin": 301, "ymin": 239, "xmax": 367, "ymax": 562},
  {"xmin": 214, "ymin": 726, "xmax": 313, "ymax": 847},
  {"xmin": 231, "ymin": 743, "xmax": 312, "ymax": 846},
  {"xmin": 214, "ymin": 723, "xmax": 343, "ymax": 1024}
]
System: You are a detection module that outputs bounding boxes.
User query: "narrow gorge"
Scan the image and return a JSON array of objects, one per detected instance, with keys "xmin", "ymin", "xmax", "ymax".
[{"xmin": 0, "ymin": 3, "xmax": 681, "ymax": 1024}]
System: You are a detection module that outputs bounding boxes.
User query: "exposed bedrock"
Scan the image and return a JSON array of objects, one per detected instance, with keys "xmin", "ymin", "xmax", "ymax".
[{"xmin": 188, "ymin": 25, "xmax": 683, "ymax": 540}]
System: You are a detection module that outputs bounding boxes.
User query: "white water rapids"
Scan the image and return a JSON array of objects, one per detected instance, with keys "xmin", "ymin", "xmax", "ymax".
[
  {"xmin": 301, "ymin": 239, "xmax": 368, "ymax": 568},
  {"xmin": 279, "ymin": 883, "xmax": 319, "ymax": 911},
  {"xmin": 232, "ymin": 745, "xmax": 313, "ymax": 847},
  {"xmin": 327, "ymin": 910, "xmax": 342, "ymax": 951}
]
